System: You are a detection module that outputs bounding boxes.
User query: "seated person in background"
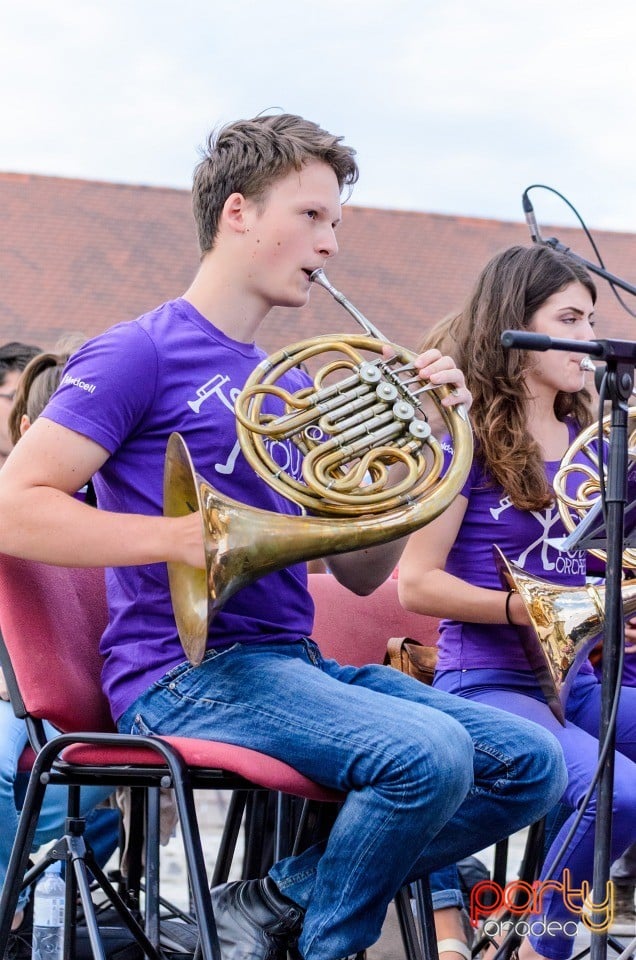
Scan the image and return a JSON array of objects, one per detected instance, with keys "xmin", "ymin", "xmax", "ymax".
[
  {"xmin": 1, "ymin": 347, "xmax": 119, "ymax": 959},
  {"xmin": 0, "ymin": 114, "xmax": 567, "ymax": 960},
  {"xmin": 0, "ymin": 342, "xmax": 42, "ymax": 469}
]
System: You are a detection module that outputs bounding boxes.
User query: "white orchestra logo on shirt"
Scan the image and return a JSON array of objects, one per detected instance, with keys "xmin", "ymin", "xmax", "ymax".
[
  {"xmin": 61, "ymin": 373, "xmax": 96, "ymax": 394},
  {"xmin": 187, "ymin": 373, "xmax": 304, "ymax": 481},
  {"xmin": 491, "ymin": 494, "xmax": 586, "ymax": 575},
  {"xmin": 187, "ymin": 375, "xmax": 239, "ymax": 414}
]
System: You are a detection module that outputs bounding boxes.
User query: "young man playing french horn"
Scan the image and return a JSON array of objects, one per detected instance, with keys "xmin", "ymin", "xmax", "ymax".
[{"xmin": 0, "ymin": 113, "xmax": 566, "ymax": 960}]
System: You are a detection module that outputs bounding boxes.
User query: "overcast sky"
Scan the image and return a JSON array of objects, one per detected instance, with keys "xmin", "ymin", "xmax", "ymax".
[{"xmin": 3, "ymin": 0, "xmax": 636, "ymax": 242}]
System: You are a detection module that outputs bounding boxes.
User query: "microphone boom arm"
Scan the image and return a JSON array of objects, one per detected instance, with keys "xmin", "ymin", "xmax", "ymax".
[
  {"xmin": 521, "ymin": 187, "xmax": 636, "ymax": 297},
  {"xmin": 542, "ymin": 237, "xmax": 636, "ymax": 297}
]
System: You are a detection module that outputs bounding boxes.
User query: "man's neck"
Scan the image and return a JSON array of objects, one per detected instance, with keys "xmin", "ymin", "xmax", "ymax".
[{"xmin": 182, "ymin": 257, "xmax": 268, "ymax": 344}]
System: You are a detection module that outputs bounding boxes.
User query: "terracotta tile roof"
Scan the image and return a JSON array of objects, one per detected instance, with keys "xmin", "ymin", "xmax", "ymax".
[{"xmin": 1, "ymin": 172, "xmax": 635, "ymax": 356}]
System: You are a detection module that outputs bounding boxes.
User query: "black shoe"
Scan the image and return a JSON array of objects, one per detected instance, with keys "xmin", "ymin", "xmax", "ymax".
[
  {"xmin": 609, "ymin": 882, "xmax": 636, "ymax": 935},
  {"xmin": 211, "ymin": 876, "xmax": 304, "ymax": 960},
  {"xmin": 613, "ymin": 883, "xmax": 635, "ymax": 916},
  {"xmin": 4, "ymin": 897, "xmax": 33, "ymax": 960}
]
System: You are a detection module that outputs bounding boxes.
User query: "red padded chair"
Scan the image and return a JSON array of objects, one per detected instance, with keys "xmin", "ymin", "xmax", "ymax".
[
  {"xmin": 0, "ymin": 557, "xmax": 438, "ymax": 960},
  {"xmin": 308, "ymin": 571, "xmax": 440, "ymax": 666},
  {"xmin": 0, "ymin": 557, "xmax": 340, "ymax": 960}
]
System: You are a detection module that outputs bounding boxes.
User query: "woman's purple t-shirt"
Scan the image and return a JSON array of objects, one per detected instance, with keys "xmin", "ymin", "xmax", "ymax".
[
  {"xmin": 437, "ymin": 420, "xmax": 593, "ymax": 674},
  {"xmin": 43, "ymin": 298, "xmax": 315, "ymax": 721}
]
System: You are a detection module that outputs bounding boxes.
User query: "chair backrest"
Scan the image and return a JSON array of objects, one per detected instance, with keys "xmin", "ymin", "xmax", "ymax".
[
  {"xmin": 0, "ymin": 560, "xmax": 435, "ymax": 735},
  {"xmin": 0, "ymin": 554, "xmax": 115, "ymax": 733},
  {"xmin": 308, "ymin": 573, "xmax": 439, "ymax": 666}
]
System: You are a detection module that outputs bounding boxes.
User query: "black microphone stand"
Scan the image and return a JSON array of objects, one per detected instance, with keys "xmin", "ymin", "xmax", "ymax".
[
  {"xmin": 501, "ymin": 328, "xmax": 635, "ymax": 960},
  {"xmin": 539, "ymin": 238, "xmax": 636, "ymax": 298}
]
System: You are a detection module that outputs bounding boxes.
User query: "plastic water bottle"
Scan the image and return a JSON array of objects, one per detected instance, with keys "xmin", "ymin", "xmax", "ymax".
[{"xmin": 31, "ymin": 862, "xmax": 65, "ymax": 960}]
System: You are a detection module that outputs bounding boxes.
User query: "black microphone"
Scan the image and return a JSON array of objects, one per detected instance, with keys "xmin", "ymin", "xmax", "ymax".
[
  {"xmin": 501, "ymin": 329, "xmax": 605, "ymax": 357},
  {"xmin": 522, "ymin": 191, "xmax": 542, "ymax": 244},
  {"xmin": 501, "ymin": 330, "xmax": 552, "ymax": 351}
]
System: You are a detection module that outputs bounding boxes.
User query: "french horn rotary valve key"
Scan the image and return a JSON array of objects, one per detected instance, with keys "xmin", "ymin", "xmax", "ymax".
[
  {"xmin": 358, "ymin": 361, "xmax": 382, "ymax": 384},
  {"xmin": 392, "ymin": 400, "xmax": 415, "ymax": 422},
  {"xmin": 375, "ymin": 382, "xmax": 399, "ymax": 402},
  {"xmin": 409, "ymin": 420, "xmax": 431, "ymax": 441}
]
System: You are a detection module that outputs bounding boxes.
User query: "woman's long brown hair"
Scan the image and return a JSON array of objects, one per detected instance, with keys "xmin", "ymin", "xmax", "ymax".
[{"xmin": 421, "ymin": 245, "xmax": 596, "ymax": 511}]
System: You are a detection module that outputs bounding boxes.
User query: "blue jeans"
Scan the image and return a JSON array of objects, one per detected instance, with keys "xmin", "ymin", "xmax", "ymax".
[
  {"xmin": 0, "ymin": 701, "xmax": 117, "ymax": 913},
  {"xmin": 429, "ymin": 863, "xmax": 464, "ymax": 911},
  {"xmin": 435, "ymin": 668, "xmax": 636, "ymax": 960},
  {"xmin": 118, "ymin": 639, "xmax": 567, "ymax": 960}
]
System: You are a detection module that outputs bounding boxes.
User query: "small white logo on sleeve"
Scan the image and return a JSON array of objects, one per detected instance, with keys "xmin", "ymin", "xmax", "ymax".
[{"xmin": 61, "ymin": 373, "xmax": 96, "ymax": 394}]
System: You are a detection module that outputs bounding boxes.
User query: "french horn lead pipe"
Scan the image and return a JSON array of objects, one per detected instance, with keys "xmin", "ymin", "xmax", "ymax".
[{"xmin": 309, "ymin": 269, "xmax": 390, "ymax": 343}]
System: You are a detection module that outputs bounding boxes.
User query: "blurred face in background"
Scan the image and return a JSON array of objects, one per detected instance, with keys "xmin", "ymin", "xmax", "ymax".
[{"xmin": 0, "ymin": 370, "xmax": 21, "ymax": 465}]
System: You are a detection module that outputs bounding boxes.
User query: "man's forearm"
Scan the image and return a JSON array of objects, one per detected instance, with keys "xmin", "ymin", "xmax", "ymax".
[{"xmin": 0, "ymin": 486, "xmax": 181, "ymax": 568}]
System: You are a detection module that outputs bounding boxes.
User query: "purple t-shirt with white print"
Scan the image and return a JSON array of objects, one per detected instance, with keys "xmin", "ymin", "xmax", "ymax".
[
  {"xmin": 436, "ymin": 420, "xmax": 594, "ymax": 674},
  {"xmin": 43, "ymin": 298, "xmax": 315, "ymax": 721}
]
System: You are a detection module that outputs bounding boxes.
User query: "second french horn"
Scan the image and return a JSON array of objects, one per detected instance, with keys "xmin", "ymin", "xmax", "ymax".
[{"xmin": 164, "ymin": 269, "xmax": 473, "ymax": 666}]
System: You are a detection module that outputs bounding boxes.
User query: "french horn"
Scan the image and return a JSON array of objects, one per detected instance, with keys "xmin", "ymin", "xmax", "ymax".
[
  {"xmin": 495, "ymin": 545, "xmax": 636, "ymax": 724},
  {"xmin": 164, "ymin": 269, "xmax": 473, "ymax": 666}
]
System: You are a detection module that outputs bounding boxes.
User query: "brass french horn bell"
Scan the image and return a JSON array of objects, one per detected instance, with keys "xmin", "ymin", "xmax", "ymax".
[
  {"xmin": 494, "ymin": 544, "xmax": 636, "ymax": 725},
  {"xmin": 164, "ymin": 269, "xmax": 473, "ymax": 666}
]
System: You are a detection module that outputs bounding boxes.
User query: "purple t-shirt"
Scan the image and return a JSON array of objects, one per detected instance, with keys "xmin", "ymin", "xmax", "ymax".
[
  {"xmin": 43, "ymin": 298, "xmax": 315, "ymax": 721},
  {"xmin": 620, "ymin": 655, "xmax": 636, "ymax": 686},
  {"xmin": 437, "ymin": 420, "xmax": 593, "ymax": 674},
  {"xmin": 594, "ymin": 653, "xmax": 636, "ymax": 687}
]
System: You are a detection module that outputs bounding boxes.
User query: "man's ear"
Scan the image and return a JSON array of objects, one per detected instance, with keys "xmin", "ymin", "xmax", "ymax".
[{"xmin": 222, "ymin": 192, "xmax": 250, "ymax": 234}]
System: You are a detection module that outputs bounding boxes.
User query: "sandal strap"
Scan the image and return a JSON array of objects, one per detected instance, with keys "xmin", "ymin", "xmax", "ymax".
[{"xmin": 437, "ymin": 938, "xmax": 472, "ymax": 960}]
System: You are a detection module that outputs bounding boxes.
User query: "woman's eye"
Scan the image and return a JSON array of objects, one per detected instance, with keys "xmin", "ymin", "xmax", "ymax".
[
  {"xmin": 306, "ymin": 210, "xmax": 318, "ymax": 220},
  {"xmin": 562, "ymin": 316, "xmax": 588, "ymax": 326}
]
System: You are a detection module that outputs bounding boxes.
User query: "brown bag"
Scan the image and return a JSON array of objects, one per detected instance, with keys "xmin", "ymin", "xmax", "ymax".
[{"xmin": 385, "ymin": 636, "xmax": 438, "ymax": 686}]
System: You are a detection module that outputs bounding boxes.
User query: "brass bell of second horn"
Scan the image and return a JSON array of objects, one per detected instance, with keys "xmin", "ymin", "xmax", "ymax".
[
  {"xmin": 164, "ymin": 269, "xmax": 473, "ymax": 665},
  {"xmin": 494, "ymin": 544, "xmax": 636, "ymax": 725}
]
